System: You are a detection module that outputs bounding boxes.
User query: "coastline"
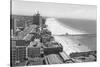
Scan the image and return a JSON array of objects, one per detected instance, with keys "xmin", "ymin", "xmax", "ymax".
[
  {"xmin": 53, "ymin": 35, "xmax": 91, "ymax": 55},
  {"xmin": 46, "ymin": 18, "xmax": 96, "ymax": 55}
]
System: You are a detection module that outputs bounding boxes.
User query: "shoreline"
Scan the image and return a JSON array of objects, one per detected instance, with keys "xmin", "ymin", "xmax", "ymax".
[
  {"xmin": 45, "ymin": 18, "xmax": 96, "ymax": 55},
  {"xmin": 53, "ymin": 35, "xmax": 91, "ymax": 55}
]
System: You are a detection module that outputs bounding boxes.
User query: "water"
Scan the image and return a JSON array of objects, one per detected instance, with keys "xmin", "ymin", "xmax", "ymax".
[
  {"xmin": 79, "ymin": 36, "xmax": 96, "ymax": 50},
  {"xmin": 57, "ymin": 18, "xmax": 96, "ymax": 51},
  {"xmin": 65, "ymin": 35, "xmax": 96, "ymax": 51},
  {"xmin": 45, "ymin": 18, "xmax": 86, "ymax": 35},
  {"xmin": 57, "ymin": 18, "xmax": 96, "ymax": 34},
  {"xmin": 46, "ymin": 18, "xmax": 96, "ymax": 52}
]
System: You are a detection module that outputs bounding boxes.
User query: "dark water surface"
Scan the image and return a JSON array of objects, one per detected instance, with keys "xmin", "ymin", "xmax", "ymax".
[
  {"xmin": 78, "ymin": 35, "xmax": 96, "ymax": 51},
  {"xmin": 57, "ymin": 18, "xmax": 96, "ymax": 34},
  {"xmin": 67, "ymin": 35, "xmax": 96, "ymax": 51},
  {"xmin": 56, "ymin": 18, "xmax": 96, "ymax": 51}
]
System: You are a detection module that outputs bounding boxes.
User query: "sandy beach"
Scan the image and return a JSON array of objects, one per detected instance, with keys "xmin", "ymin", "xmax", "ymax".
[
  {"xmin": 45, "ymin": 18, "xmax": 86, "ymax": 35},
  {"xmin": 45, "ymin": 18, "xmax": 91, "ymax": 55}
]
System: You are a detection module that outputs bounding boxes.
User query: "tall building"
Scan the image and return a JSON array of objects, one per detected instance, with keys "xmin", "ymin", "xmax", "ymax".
[{"xmin": 33, "ymin": 12, "xmax": 40, "ymax": 25}]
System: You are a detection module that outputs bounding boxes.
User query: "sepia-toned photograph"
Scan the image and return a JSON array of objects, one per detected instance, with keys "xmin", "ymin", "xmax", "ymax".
[{"xmin": 10, "ymin": 0, "xmax": 97, "ymax": 67}]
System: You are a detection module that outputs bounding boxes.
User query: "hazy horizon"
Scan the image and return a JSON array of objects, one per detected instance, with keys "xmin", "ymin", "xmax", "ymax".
[
  {"xmin": 12, "ymin": 0, "xmax": 96, "ymax": 34},
  {"xmin": 12, "ymin": 0, "xmax": 97, "ymax": 20}
]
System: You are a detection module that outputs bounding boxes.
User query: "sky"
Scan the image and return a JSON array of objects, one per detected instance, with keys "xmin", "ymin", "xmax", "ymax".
[{"xmin": 12, "ymin": 0, "xmax": 97, "ymax": 20}]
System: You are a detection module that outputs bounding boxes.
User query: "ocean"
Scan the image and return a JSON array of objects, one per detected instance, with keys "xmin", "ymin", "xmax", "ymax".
[
  {"xmin": 57, "ymin": 18, "xmax": 96, "ymax": 51},
  {"xmin": 46, "ymin": 18, "xmax": 96, "ymax": 51},
  {"xmin": 78, "ymin": 35, "xmax": 96, "ymax": 50},
  {"xmin": 57, "ymin": 18, "xmax": 96, "ymax": 34},
  {"xmin": 65, "ymin": 35, "xmax": 96, "ymax": 51}
]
